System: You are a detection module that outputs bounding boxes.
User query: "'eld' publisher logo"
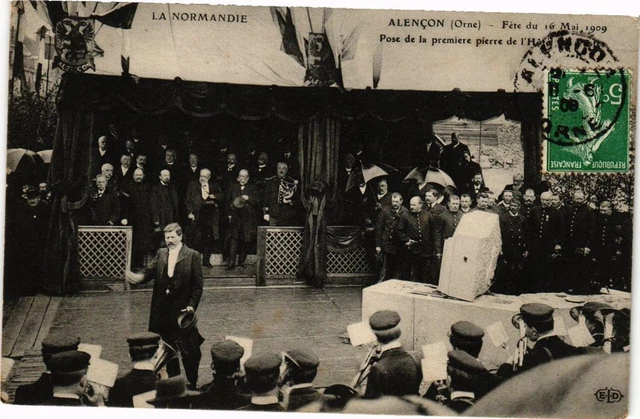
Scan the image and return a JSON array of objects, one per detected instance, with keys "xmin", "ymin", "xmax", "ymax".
[{"xmin": 594, "ymin": 388, "xmax": 624, "ymax": 403}]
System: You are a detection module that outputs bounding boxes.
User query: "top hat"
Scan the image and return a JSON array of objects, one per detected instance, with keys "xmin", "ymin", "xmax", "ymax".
[{"xmin": 233, "ymin": 197, "xmax": 246, "ymax": 209}]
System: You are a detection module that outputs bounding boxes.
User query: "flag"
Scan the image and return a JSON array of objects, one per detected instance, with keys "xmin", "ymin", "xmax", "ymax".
[{"xmin": 91, "ymin": 3, "xmax": 139, "ymax": 29}]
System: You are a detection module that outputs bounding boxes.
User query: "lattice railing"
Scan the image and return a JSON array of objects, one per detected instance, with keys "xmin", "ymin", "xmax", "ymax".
[
  {"xmin": 78, "ymin": 226, "xmax": 132, "ymax": 280},
  {"xmin": 257, "ymin": 226, "xmax": 372, "ymax": 284}
]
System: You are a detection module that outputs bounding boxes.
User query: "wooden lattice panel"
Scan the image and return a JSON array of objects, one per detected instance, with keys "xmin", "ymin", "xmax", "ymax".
[
  {"xmin": 328, "ymin": 247, "xmax": 372, "ymax": 274},
  {"xmin": 265, "ymin": 230, "xmax": 303, "ymax": 277},
  {"xmin": 78, "ymin": 226, "xmax": 132, "ymax": 280}
]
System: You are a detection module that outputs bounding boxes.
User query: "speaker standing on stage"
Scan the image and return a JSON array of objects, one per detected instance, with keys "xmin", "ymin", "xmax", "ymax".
[{"xmin": 126, "ymin": 223, "xmax": 204, "ymax": 388}]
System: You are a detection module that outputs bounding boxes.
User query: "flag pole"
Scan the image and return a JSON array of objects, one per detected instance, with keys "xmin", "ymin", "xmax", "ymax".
[{"xmin": 10, "ymin": 7, "xmax": 21, "ymax": 103}]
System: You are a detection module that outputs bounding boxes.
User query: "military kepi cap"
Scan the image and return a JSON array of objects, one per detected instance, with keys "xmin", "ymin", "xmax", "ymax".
[
  {"xmin": 244, "ymin": 353, "xmax": 282, "ymax": 375},
  {"xmin": 284, "ymin": 348, "xmax": 320, "ymax": 371},
  {"xmin": 210, "ymin": 340, "xmax": 244, "ymax": 363},
  {"xmin": 447, "ymin": 350, "xmax": 486, "ymax": 375},
  {"xmin": 520, "ymin": 303, "xmax": 554, "ymax": 325},
  {"xmin": 450, "ymin": 321, "xmax": 484, "ymax": 343},
  {"xmin": 127, "ymin": 332, "xmax": 161, "ymax": 347},
  {"xmin": 42, "ymin": 334, "xmax": 81, "ymax": 354},
  {"xmin": 369, "ymin": 310, "xmax": 401, "ymax": 331},
  {"xmin": 48, "ymin": 350, "xmax": 91, "ymax": 373}
]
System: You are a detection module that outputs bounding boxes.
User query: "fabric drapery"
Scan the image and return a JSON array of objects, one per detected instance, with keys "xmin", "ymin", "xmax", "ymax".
[
  {"xmin": 298, "ymin": 115, "xmax": 340, "ymax": 203},
  {"xmin": 326, "ymin": 226, "xmax": 363, "ymax": 253}
]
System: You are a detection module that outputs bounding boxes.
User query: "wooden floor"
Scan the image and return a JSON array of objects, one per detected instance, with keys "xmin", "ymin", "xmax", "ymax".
[{"xmin": 3, "ymin": 286, "xmax": 367, "ymax": 402}]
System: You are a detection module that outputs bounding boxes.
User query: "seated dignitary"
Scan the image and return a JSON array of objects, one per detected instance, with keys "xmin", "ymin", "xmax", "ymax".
[
  {"xmin": 46, "ymin": 350, "xmax": 105, "ymax": 406},
  {"xmin": 193, "ymin": 340, "xmax": 249, "ymax": 410},
  {"xmin": 279, "ymin": 348, "xmax": 325, "ymax": 411},
  {"xmin": 108, "ymin": 332, "xmax": 162, "ymax": 408},
  {"xmin": 498, "ymin": 303, "xmax": 583, "ymax": 378},
  {"xmin": 445, "ymin": 350, "xmax": 497, "ymax": 413},
  {"xmin": 238, "ymin": 353, "xmax": 284, "ymax": 412},
  {"xmin": 89, "ymin": 174, "xmax": 121, "ymax": 226},
  {"xmin": 147, "ymin": 376, "xmax": 199, "ymax": 409},
  {"xmin": 14, "ymin": 333, "xmax": 81, "ymax": 405},
  {"xmin": 364, "ymin": 310, "xmax": 421, "ymax": 399}
]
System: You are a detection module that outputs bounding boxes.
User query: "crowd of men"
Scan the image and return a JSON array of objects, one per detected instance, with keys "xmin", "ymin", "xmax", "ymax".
[{"xmin": 11, "ymin": 301, "xmax": 630, "ymax": 414}]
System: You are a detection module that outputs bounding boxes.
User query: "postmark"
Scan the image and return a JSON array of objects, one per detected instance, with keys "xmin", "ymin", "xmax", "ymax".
[{"xmin": 543, "ymin": 68, "xmax": 630, "ymax": 172}]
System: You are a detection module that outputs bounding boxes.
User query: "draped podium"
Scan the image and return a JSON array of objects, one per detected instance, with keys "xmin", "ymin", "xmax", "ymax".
[{"xmin": 41, "ymin": 73, "xmax": 542, "ymax": 293}]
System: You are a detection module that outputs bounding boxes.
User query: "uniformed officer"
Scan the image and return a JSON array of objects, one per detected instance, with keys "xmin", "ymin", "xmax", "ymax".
[
  {"xmin": 569, "ymin": 302, "xmax": 615, "ymax": 350},
  {"xmin": 564, "ymin": 190, "xmax": 596, "ymax": 293},
  {"xmin": 527, "ymin": 192, "xmax": 565, "ymax": 292},
  {"xmin": 238, "ymin": 353, "xmax": 284, "ymax": 411},
  {"xmin": 108, "ymin": 332, "xmax": 162, "ymax": 408},
  {"xmin": 364, "ymin": 310, "xmax": 421, "ymax": 399},
  {"xmin": 14, "ymin": 334, "xmax": 81, "ymax": 405},
  {"xmin": 279, "ymin": 348, "xmax": 326, "ymax": 411},
  {"xmin": 591, "ymin": 201, "xmax": 631, "ymax": 291},
  {"xmin": 498, "ymin": 303, "xmax": 582, "ymax": 378},
  {"xmin": 193, "ymin": 339, "xmax": 249, "ymax": 410},
  {"xmin": 262, "ymin": 162, "xmax": 300, "ymax": 226},
  {"xmin": 449, "ymin": 321, "xmax": 485, "ymax": 358},
  {"xmin": 495, "ymin": 199, "xmax": 528, "ymax": 294},
  {"xmin": 45, "ymin": 350, "xmax": 93, "ymax": 406},
  {"xmin": 439, "ymin": 195, "xmax": 464, "ymax": 242},
  {"xmin": 446, "ymin": 350, "xmax": 495, "ymax": 413}
]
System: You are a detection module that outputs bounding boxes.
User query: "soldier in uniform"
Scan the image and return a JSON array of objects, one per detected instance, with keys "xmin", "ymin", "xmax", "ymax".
[
  {"xmin": 45, "ymin": 350, "xmax": 101, "ymax": 406},
  {"xmin": 263, "ymin": 162, "xmax": 300, "ymax": 226},
  {"xmin": 459, "ymin": 194, "xmax": 472, "ymax": 214},
  {"xmin": 591, "ymin": 201, "xmax": 632, "ymax": 291},
  {"xmin": 279, "ymin": 348, "xmax": 326, "ymax": 411},
  {"xmin": 147, "ymin": 376, "xmax": 200, "ymax": 409},
  {"xmin": 439, "ymin": 195, "xmax": 464, "ymax": 243},
  {"xmin": 375, "ymin": 193, "xmax": 412, "ymax": 281},
  {"xmin": 495, "ymin": 199, "xmax": 528, "ymax": 294},
  {"xmin": 14, "ymin": 334, "xmax": 81, "ymax": 405},
  {"xmin": 498, "ymin": 303, "xmax": 582, "ymax": 378},
  {"xmin": 109, "ymin": 332, "xmax": 162, "ymax": 408},
  {"xmin": 193, "ymin": 340, "xmax": 249, "ymax": 410},
  {"xmin": 521, "ymin": 188, "xmax": 538, "ymax": 219},
  {"xmin": 564, "ymin": 190, "xmax": 596, "ymax": 293},
  {"xmin": 396, "ymin": 196, "xmax": 441, "ymax": 284},
  {"xmin": 424, "ymin": 189, "xmax": 446, "ymax": 217},
  {"xmin": 527, "ymin": 191, "xmax": 565, "ymax": 292},
  {"xmin": 238, "ymin": 353, "xmax": 284, "ymax": 412},
  {"xmin": 445, "ymin": 350, "xmax": 496, "ymax": 413},
  {"xmin": 364, "ymin": 310, "xmax": 421, "ymax": 399}
]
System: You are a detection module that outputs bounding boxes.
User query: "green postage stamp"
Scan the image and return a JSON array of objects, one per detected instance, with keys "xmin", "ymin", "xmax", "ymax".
[{"xmin": 543, "ymin": 69, "xmax": 630, "ymax": 172}]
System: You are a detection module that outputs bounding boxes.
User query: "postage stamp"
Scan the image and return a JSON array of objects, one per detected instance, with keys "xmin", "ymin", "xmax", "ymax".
[{"xmin": 543, "ymin": 68, "xmax": 630, "ymax": 172}]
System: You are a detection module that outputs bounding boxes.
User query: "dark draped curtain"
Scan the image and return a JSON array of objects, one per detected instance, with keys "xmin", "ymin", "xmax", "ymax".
[
  {"xmin": 42, "ymin": 75, "xmax": 96, "ymax": 294},
  {"xmin": 42, "ymin": 73, "xmax": 543, "ymax": 293}
]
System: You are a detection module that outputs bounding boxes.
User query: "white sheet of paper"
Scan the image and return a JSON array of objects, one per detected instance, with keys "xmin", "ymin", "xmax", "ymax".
[
  {"xmin": 133, "ymin": 390, "xmax": 156, "ymax": 408},
  {"xmin": 421, "ymin": 341, "xmax": 448, "ymax": 382},
  {"xmin": 87, "ymin": 358, "xmax": 119, "ymax": 388},
  {"xmin": 486, "ymin": 321, "xmax": 509, "ymax": 347},
  {"xmin": 567, "ymin": 323, "xmax": 596, "ymax": 347},
  {"xmin": 78, "ymin": 343, "xmax": 102, "ymax": 360},
  {"xmin": 225, "ymin": 335, "xmax": 254, "ymax": 368},
  {"xmin": 553, "ymin": 316, "xmax": 568, "ymax": 336},
  {"xmin": 346, "ymin": 322, "xmax": 377, "ymax": 347}
]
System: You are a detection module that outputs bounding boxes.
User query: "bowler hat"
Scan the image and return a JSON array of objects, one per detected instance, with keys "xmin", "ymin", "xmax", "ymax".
[
  {"xmin": 177, "ymin": 311, "xmax": 198, "ymax": 332},
  {"xmin": 147, "ymin": 376, "xmax": 199, "ymax": 405},
  {"xmin": 233, "ymin": 196, "xmax": 246, "ymax": 209}
]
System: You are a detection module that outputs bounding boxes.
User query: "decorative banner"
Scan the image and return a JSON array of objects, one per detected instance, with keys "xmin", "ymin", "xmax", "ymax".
[{"xmin": 54, "ymin": 16, "xmax": 104, "ymax": 73}]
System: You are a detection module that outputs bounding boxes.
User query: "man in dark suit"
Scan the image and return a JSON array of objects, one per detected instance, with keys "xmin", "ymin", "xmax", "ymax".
[
  {"xmin": 279, "ymin": 348, "xmax": 326, "ymax": 411},
  {"xmin": 108, "ymin": 332, "xmax": 162, "ymax": 408},
  {"xmin": 253, "ymin": 152, "xmax": 275, "ymax": 193},
  {"xmin": 374, "ymin": 178, "xmax": 392, "ymax": 212},
  {"xmin": 364, "ymin": 310, "xmax": 421, "ymax": 399},
  {"xmin": 238, "ymin": 353, "xmax": 284, "ymax": 412},
  {"xmin": 441, "ymin": 132, "xmax": 471, "ymax": 176},
  {"xmin": 463, "ymin": 173, "xmax": 489, "ymax": 206},
  {"xmin": 499, "ymin": 173, "xmax": 527, "ymax": 201},
  {"xmin": 226, "ymin": 169, "xmax": 261, "ymax": 270},
  {"xmin": 527, "ymin": 191, "xmax": 565, "ymax": 291},
  {"xmin": 564, "ymin": 190, "xmax": 596, "ymax": 293},
  {"xmin": 92, "ymin": 135, "xmax": 117, "ymax": 176},
  {"xmin": 376, "ymin": 193, "xmax": 411, "ymax": 281},
  {"xmin": 121, "ymin": 169, "xmax": 154, "ymax": 269},
  {"xmin": 396, "ymin": 196, "xmax": 441, "ymax": 283},
  {"xmin": 150, "ymin": 169, "xmax": 179, "ymax": 234},
  {"xmin": 263, "ymin": 162, "xmax": 300, "ymax": 226},
  {"xmin": 495, "ymin": 199, "xmax": 529, "ymax": 294},
  {"xmin": 89, "ymin": 174, "xmax": 121, "ymax": 226},
  {"xmin": 421, "ymin": 136, "xmax": 443, "ymax": 169},
  {"xmin": 454, "ymin": 151, "xmax": 483, "ymax": 191},
  {"xmin": 115, "ymin": 154, "xmax": 134, "ymax": 185},
  {"xmin": 219, "ymin": 153, "xmax": 240, "ymax": 195},
  {"xmin": 127, "ymin": 223, "xmax": 204, "ymax": 387},
  {"xmin": 424, "ymin": 189, "xmax": 446, "ymax": 217},
  {"xmin": 193, "ymin": 340, "xmax": 249, "ymax": 410},
  {"xmin": 185, "ymin": 168, "xmax": 224, "ymax": 267},
  {"xmin": 183, "ymin": 152, "xmax": 204, "ymax": 184},
  {"xmin": 14, "ymin": 334, "xmax": 81, "ymax": 405},
  {"xmin": 160, "ymin": 149, "xmax": 186, "ymax": 195}
]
